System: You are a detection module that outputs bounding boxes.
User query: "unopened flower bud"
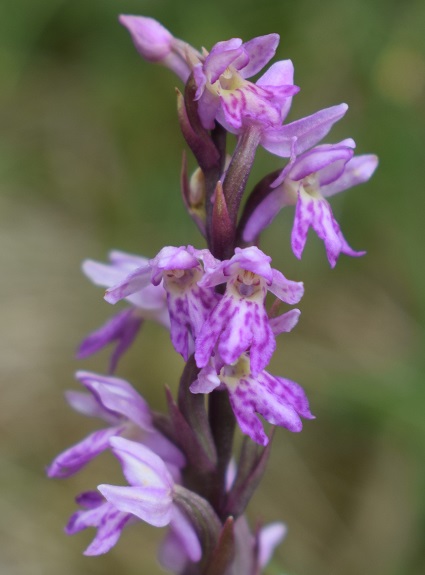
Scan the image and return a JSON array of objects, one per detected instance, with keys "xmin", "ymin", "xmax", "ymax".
[
  {"xmin": 119, "ymin": 15, "xmax": 173, "ymax": 62},
  {"xmin": 189, "ymin": 167, "xmax": 206, "ymax": 208}
]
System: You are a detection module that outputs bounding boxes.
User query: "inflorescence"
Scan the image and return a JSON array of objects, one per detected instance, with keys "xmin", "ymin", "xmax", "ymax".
[{"xmin": 48, "ymin": 15, "xmax": 378, "ymax": 575}]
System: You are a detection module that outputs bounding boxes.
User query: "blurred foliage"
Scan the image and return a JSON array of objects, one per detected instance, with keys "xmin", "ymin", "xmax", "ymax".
[{"xmin": 0, "ymin": 0, "xmax": 424, "ymax": 574}]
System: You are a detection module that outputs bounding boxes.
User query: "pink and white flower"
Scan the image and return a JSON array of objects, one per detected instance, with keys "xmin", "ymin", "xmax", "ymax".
[
  {"xmin": 243, "ymin": 140, "xmax": 378, "ymax": 266},
  {"xmin": 192, "ymin": 351, "xmax": 313, "ymax": 446},
  {"xmin": 105, "ymin": 246, "xmax": 220, "ymax": 361},
  {"xmin": 79, "ymin": 250, "xmax": 169, "ymax": 371},
  {"xmin": 47, "ymin": 371, "xmax": 184, "ymax": 478},
  {"xmin": 194, "ymin": 246, "xmax": 303, "ymax": 375},
  {"xmin": 98, "ymin": 438, "xmax": 202, "ymax": 566}
]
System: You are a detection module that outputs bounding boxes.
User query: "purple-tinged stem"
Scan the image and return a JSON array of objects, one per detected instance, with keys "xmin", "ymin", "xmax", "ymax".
[
  {"xmin": 208, "ymin": 389, "xmax": 236, "ymax": 517},
  {"xmin": 178, "ymin": 356, "xmax": 217, "ymax": 468},
  {"xmin": 222, "ymin": 126, "xmax": 262, "ymax": 231}
]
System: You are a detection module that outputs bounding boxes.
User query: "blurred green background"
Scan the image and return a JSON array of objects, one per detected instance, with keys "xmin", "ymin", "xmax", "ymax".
[{"xmin": 1, "ymin": 0, "xmax": 424, "ymax": 574}]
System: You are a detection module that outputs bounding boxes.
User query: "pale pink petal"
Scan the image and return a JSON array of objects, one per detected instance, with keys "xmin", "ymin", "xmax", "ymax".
[
  {"xmin": 109, "ymin": 437, "xmax": 174, "ymax": 490},
  {"xmin": 289, "ymin": 145, "xmax": 353, "ymax": 182},
  {"xmin": 269, "ymin": 269, "xmax": 304, "ymax": 304},
  {"xmin": 64, "ymin": 390, "xmax": 115, "ymax": 422},
  {"xmin": 242, "ymin": 187, "xmax": 291, "ymax": 243},
  {"xmin": 158, "ymin": 528, "xmax": 189, "ymax": 573},
  {"xmin": 269, "ymin": 309, "xmax": 301, "ymax": 336},
  {"xmin": 256, "ymin": 59, "xmax": 295, "ymax": 121},
  {"xmin": 261, "ymin": 103, "xmax": 348, "ymax": 158},
  {"xmin": 150, "ymin": 246, "xmax": 199, "ymax": 283},
  {"xmin": 256, "ymin": 59, "xmax": 294, "ymax": 88},
  {"xmin": 258, "ymin": 522, "xmax": 287, "ymax": 568},
  {"xmin": 225, "ymin": 459, "xmax": 237, "ymax": 491},
  {"xmin": 207, "ymin": 46, "xmax": 246, "ymax": 83},
  {"xmin": 66, "ymin": 497, "xmax": 132, "ymax": 556},
  {"xmin": 47, "ymin": 426, "xmax": 123, "ymax": 478},
  {"xmin": 209, "ymin": 38, "xmax": 243, "ymax": 55},
  {"xmin": 169, "ymin": 505, "xmax": 202, "ymax": 562},
  {"xmin": 105, "ymin": 265, "xmax": 152, "ymax": 304},
  {"xmin": 119, "ymin": 16, "xmax": 173, "ymax": 62},
  {"xmin": 225, "ymin": 246, "xmax": 273, "ymax": 283},
  {"xmin": 141, "ymin": 430, "xmax": 186, "ymax": 470},
  {"xmin": 190, "ymin": 364, "xmax": 221, "ymax": 394},
  {"xmin": 76, "ymin": 371, "xmax": 153, "ymax": 431},
  {"xmin": 240, "ymin": 34, "xmax": 280, "ymax": 78},
  {"xmin": 77, "ymin": 309, "xmax": 143, "ymax": 373},
  {"xmin": 82, "ymin": 251, "xmax": 148, "ymax": 287},
  {"xmin": 98, "ymin": 484, "xmax": 172, "ymax": 528},
  {"xmin": 108, "ymin": 250, "xmax": 149, "ymax": 268},
  {"xmin": 320, "ymin": 154, "xmax": 379, "ymax": 197},
  {"xmin": 82, "ymin": 260, "xmax": 125, "ymax": 288},
  {"xmin": 197, "ymin": 87, "xmax": 221, "ymax": 129}
]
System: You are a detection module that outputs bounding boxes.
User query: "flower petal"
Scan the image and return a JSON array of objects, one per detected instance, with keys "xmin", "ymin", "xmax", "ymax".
[
  {"xmin": 82, "ymin": 260, "xmax": 125, "ymax": 288},
  {"xmin": 190, "ymin": 364, "xmax": 221, "ymax": 394},
  {"xmin": 242, "ymin": 187, "xmax": 291, "ymax": 242},
  {"xmin": 258, "ymin": 522, "xmax": 287, "ymax": 568},
  {"xmin": 227, "ymin": 369, "xmax": 312, "ymax": 445},
  {"xmin": 109, "ymin": 436, "xmax": 174, "ymax": 490},
  {"xmin": 229, "ymin": 386, "xmax": 270, "ymax": 446},
  {"xmin": 98, "ymin": 484, "xmax": 172, "ymax": 528},
  {"xmin": 269, "ymin": 309, "xmax": 301, "ymax": 336},
  {"xmin": 256, "ymin": 59, "xmax": 296, "ymax": 121},
  {"xmin": 261, "ymin": 103, "xmax": 348, "ymax": 158},
  {"xmin": 150, "ymin": 246, "xmax": 200, "ymax": 283},
  {"xmin": 119, "ymin": 15, "xmax": 173, "ymax": 62},
  {"xmin": 142, "ymin": 430, "xmax": 186, "ymax": 470},
  {"xmin": 291, "ymin": 189, "xmax": 313, "ymax": 260},
  {"xmin": 207, "ymin": 46, "xmax": 246, "ymax": 84},
  {"xmin": 239, "ymin": 34, "xmax": 280, "ymax": 78},
  {"xmin": 47, "ymin": 426, "xmax": 123, "ymax": 478},
  {"xmin": 274, "ymin": 377, "xmax": 314, "ymax": 420},
  {"xmin": 77, "ymin": 309, "xmax": 143, "ymax": 373},
  {"xmin": 288, "ymin": 144, "xmax": 354, "ymax": 183},
  {"xmin": 75, "ymin": 491, "xmax": 104, "ymax": 509},
  {"xmin": 105, "ymin": 265, "xmax": 152, "ymax": 304},
  {"xmin": 291, "ymin": 190, "xmax": 365, "ymax": 267},
  {"xmin": 197, "ymin": 87, "xmax": 221, "ymax": 130},
  {"xmin": 76, "ymin": 371, "xmax": 153, "ymax": 431},
  {"xmin": 158, "ymin": 528, "xmax": 189, "ymax": 573},
  {"xmin": 170, "ymin": 505, "xmax": 202, "ymax": 562},
  {"xmin": 249, "ymin": 308, "xmax": 275, "ymax": 376},
  {"xmin": 231, "ymin": 246, "xmax": 273, "ymax": 280},
  {"xmin": 320, "ymin": 154, "xmax": 379, "ymax": 197},
  {"xmin": 66, "ymin": 498, "xmax": 132, "ymax": 556},
  {"xmin": 269, "ymin": 269, "xmax": 304, "ymax": 304}
]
